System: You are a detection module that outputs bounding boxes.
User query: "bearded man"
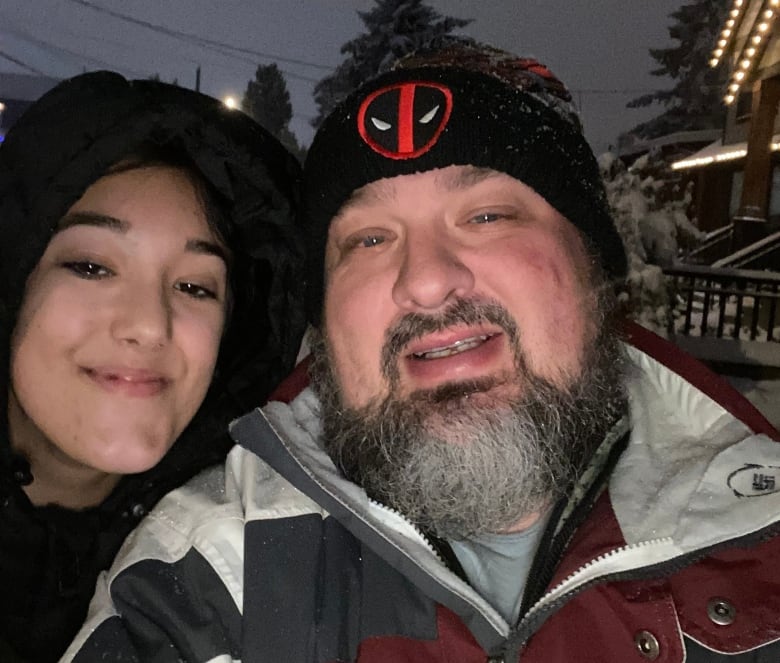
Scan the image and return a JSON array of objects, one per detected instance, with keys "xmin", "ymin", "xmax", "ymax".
[{"xmin": 65, "ymin": 38, "xmax": 780, "ymax": 663}]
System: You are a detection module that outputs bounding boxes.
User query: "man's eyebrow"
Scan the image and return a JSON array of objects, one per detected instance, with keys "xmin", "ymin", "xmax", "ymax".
[
  {"xmin": 333, "ymin": 167, "xmax": 502, "ymax": 224},
  {"xmin": 337, "ymin": 179, "xmax": 396, "ymax": 215},
  {"xmin": 437, "ymin": 166, "xmax": 500, "ymax": 191},
  {"xmin": 56, "ymin": 211, "xmax": 128, "ymax": 234},
  {"xmin": 339, "ymin": 167, "xmax": 500, "ymax": 215}
]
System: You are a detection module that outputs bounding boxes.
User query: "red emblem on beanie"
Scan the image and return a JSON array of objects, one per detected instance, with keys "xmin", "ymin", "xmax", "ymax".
[{"xmin": 357, "ymin": 81, "xmax": 453, "ymax": 159}]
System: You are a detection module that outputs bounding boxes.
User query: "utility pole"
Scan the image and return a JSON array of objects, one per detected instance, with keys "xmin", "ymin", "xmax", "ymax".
[{"xmin": 195, "ymin": 66, "xmax": 201, "ymax": 92}]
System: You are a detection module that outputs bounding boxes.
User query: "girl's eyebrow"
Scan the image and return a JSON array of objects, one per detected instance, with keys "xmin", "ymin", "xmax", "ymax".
[
  {"xmin": 185, "ymin": 238, "xmax": 228, "ymax": 264},
  {"xmin": 56, "ymin": 211, "xmax": 228, "ymax": 265},
  {"xmin": 56, "ymin": 211, "xmax": 128, "ymax": 234}
]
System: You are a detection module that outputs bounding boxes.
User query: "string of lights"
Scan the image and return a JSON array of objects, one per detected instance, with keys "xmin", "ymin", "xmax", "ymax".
[
  {"xmin": 710, "ymin": 0, "xmax": 747, "ymax": 67},
  {"xmin": 710, "ymin": 0, "xmax": 779, "ymax": 104},
  {"xmin": 672, "ymin": 139, "xmax": 780, "ymax": 170}
]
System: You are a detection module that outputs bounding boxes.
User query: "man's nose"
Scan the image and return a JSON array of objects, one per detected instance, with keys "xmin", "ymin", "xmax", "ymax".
[{"xmin": 392, "ymin": 231, "xmax": 474, "ymax": 311}]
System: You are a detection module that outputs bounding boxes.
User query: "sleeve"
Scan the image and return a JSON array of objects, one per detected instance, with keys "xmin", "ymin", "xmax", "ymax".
[
  {"xmin": 61, "ymin": 548, "xmax": 243, "ymax": 663},
  {"xmin": 60, "ymin": 471, "xmax": 246, "ymax": 663}
]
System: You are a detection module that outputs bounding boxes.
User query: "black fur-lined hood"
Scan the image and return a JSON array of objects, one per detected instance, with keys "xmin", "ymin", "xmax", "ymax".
[
  {"xmin": 0, "ymin": 71, "xmax": 306, "ymax": 492},
  {"xmin": 0, "ymin": 71, "xmax": 305, "ymax": 661}
]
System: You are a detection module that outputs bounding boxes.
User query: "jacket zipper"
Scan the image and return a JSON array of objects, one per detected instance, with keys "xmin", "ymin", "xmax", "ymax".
[{"xmin": 366, "ymin": 497, "xmax": 445, "ymax": 564}]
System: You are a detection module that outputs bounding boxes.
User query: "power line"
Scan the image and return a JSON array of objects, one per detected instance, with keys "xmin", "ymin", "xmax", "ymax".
[
  {"xmin": 64, "ymin": 0, "xmax": 332, "ymax": 73},
  {"xmin": 0, "ymin": 48, "xmax": 45, "ymax": 75},
  {"xmin": 0, "ymin": 21, "xmax": 149, "ymax": 79}
]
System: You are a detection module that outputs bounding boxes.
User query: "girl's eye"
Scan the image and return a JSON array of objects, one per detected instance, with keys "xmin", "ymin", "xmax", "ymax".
[
  {"xmin": 62, "ymin": 261, "xmax": 112, "ymax": 279},
  {"xmin": 175, "ymin": 281, "xmax": 218, "ymax": 300}
]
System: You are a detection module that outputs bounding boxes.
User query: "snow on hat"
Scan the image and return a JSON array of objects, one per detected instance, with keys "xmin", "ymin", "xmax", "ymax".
[{"xmin": 302, "ymin": 37, "xmax": 627, "ymax": 326}]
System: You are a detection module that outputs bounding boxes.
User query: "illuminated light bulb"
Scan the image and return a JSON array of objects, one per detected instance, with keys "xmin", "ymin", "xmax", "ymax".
[
  {"xmin": 740, "ymin": 58, "xmax": 751, "ymax": 68},
  {"xmin": 735, "ymin": 70, "xmax": 746, "ymax": 80},
  {"xmin": 723, "ymin": 28, "xmax": 732, "ymax": 37},
  {"xmin": 747, "ymin": 47, "xmax": 756, "ymax": 56},
  {"xmin": 731, "ymin": 8, "xmax": 739, "ymax": 16},
  {"xmin": 758, "ymin": 22, "xmax": 769, "ymax": 31},
  {"xmin": 718, "ymin": 38, "xmax": 728, "ymax": 46},
  {"xmin": 729, "ymin": 82, "xmax": 740, "ymax": 92},
  {"xmin": 725, "ymin": 94, "xmax": 736, "ymax": 104},
  {"xmin": 764, "ymin": 9, "xmax": 774, "ymax": 18}
]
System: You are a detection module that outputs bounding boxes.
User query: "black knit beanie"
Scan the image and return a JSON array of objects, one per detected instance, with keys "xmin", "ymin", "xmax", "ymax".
[{"xmin": 303, "ymin": 38, "xmax": 627, "ymax": 326}]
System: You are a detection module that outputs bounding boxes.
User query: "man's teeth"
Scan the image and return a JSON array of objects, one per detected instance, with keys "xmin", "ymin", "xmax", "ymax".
[{"xmin": 413, "ymin": 334, "xmax": 491, "ymax": 360}]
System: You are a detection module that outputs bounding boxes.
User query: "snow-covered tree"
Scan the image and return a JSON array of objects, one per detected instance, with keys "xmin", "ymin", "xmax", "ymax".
[
  {"xmin": 242, "ymin": 63, "xmax": 305, "ymax": 161},
  {"xmin": 626, "ymin": 0, "xmax": 728, "ymax": 139},
  {"xmin": 311, "ymin": 0, "xmax": 471, "ymax": 127},
  {"xmin": 600, "ymin": 151, "xmax": 704, "ymax": 331}
]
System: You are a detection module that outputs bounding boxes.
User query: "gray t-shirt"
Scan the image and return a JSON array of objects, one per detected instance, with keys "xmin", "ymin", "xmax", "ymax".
[{"xmin": 449, "ymin": 513, "xmax": 550, "ymax": 624}]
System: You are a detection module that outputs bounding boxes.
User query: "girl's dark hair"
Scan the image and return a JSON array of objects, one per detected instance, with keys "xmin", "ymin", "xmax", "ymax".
[{"xmin": 106, "ymin": 143, "xmax": 231, "ymax": 259}]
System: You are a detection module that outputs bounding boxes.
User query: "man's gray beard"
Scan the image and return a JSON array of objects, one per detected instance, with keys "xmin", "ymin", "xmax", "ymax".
[{"xmin": 310, "ymin": 283, "xmax": 628, "ymax": 539}]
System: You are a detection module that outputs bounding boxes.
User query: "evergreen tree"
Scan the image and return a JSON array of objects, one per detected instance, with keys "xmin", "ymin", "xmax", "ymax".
[
  {"xmin": 311, "ymin": 0, "xmax": 471, "ymax": 127},
  {"xmin": 626, "ymin": 0, "xmax": 729, "ymax": 139},
  {"xmin": 242, "ymin": 63, "xmax": 305, "ymax": 161}
]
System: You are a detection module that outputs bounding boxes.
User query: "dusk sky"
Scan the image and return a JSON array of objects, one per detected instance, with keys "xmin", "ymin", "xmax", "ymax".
[{"xmin": 2, "ymin": 1, "xmax": 685, "ymax": 153}]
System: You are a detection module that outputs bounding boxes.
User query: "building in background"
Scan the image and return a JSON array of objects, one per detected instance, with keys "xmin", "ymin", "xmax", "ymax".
[{"xmin": 672, "ymin": 0, "xmax": 780, "ymax": 247}]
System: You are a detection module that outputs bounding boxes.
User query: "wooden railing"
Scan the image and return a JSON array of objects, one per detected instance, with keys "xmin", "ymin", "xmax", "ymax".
[
  {"xmin": 663, "ymin": 264, "xmax": 780, "ymax": 343},
  {"xmin": 683, "ymin": 224, "xmax": 734, "ymax": 265},
  {"xmin": 712, "ymin": 229, "xmax": 780, "ymax": 270}
]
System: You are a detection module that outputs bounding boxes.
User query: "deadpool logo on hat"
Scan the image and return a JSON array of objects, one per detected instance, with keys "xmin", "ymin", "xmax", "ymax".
[{"xmin": 357, "ymin": 81, "xmax": 452, "ymax": 160}]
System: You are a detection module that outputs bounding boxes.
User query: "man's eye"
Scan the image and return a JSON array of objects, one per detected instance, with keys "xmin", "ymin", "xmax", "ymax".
[
  {"xmin": 62, "ymin": 261, "xmax": 112, "ymax": 279},
  {"xmin": 359, "ymin": 235, "xmax": 385, "ymax": 248},
  {"xmin": 175, "ymin": 282, "xmax": 218, "ymax": 300},
  {"xmin": 469, "ymin": 213, "xmax": 503, "ymax": 224},
  {"xmin": 343, "ymin": 234, "xmax": 386, "ymax": 251}
]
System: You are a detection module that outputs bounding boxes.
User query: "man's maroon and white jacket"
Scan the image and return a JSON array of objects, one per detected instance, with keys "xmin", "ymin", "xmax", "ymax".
[{"xmin": 64, "ymin": 323, "xmax": 780, "ymax": 663}]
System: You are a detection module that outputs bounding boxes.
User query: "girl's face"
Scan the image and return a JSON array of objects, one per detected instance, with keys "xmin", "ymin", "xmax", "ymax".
[{"xmin": 8, "ymin": 166, "xmax": 228, "ymax": 485}]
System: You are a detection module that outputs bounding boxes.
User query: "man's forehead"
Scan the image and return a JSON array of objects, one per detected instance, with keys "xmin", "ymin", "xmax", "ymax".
[{"xmin": 332, "ymin": 165, "xmax": 506, "ymax": 222}]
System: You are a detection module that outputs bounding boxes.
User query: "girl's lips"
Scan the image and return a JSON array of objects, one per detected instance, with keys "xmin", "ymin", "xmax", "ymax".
[{"xmin": 82, "ymin": 367, "xmax": 170, "ymax": 397}]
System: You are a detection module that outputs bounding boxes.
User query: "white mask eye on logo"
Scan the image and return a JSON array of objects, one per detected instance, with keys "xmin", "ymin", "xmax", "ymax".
[
  {"xmin": 371, "ymin": 117, "xmax": 392, "ymax": 131},
  {"xmin": 419, "ymin": 105, "xmax": 440, "ymax": 124}
]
